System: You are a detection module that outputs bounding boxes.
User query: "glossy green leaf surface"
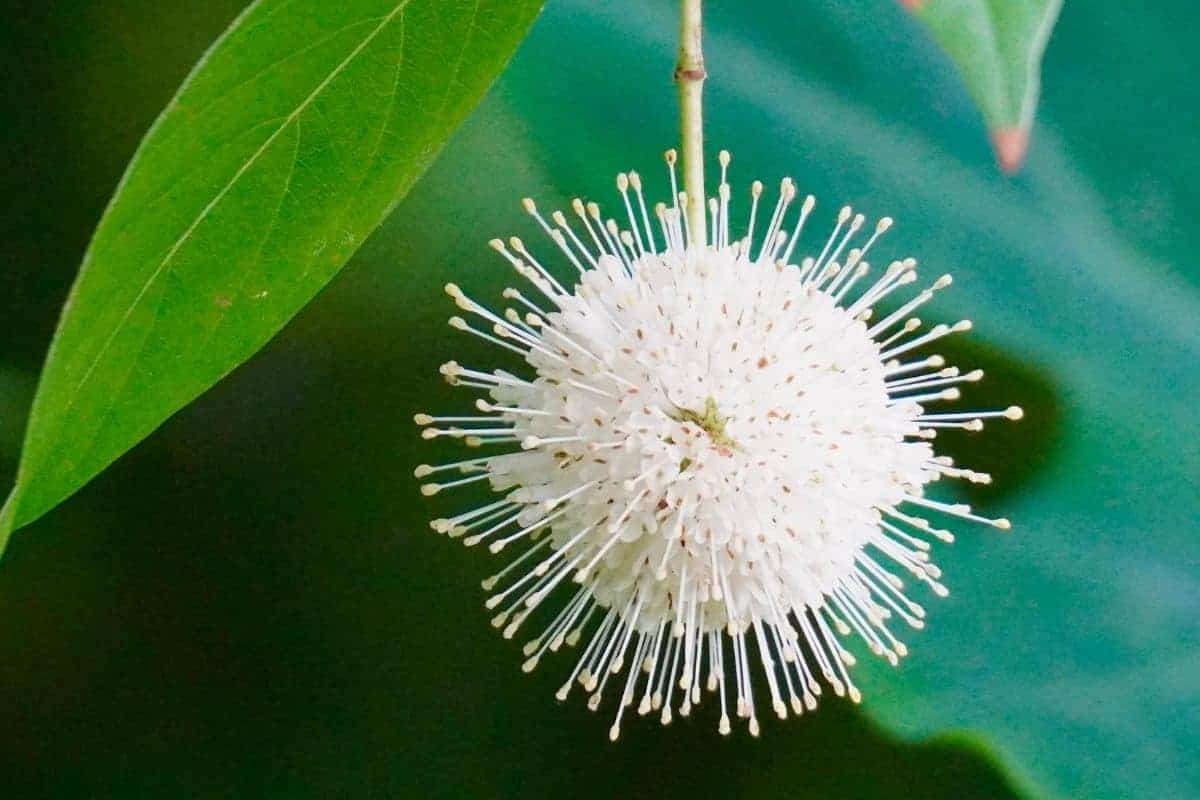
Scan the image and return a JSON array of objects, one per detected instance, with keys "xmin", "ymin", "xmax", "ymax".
[
  {"xmin": 905, "ymin": 0, "xmax": 1062, "ymax": 170},
  {"xmin": 0, "ymin": 0, "xmax": 544, "ymax": 551}
]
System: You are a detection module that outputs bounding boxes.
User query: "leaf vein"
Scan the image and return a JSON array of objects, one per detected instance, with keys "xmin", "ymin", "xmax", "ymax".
[{"xmin": 64, "ymin": 0, "xmax": 415, "ymax": 413}]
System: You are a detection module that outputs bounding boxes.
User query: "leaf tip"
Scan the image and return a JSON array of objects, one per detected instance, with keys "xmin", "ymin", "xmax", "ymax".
[
  {"xmin": 897, "ymin": 0, "xmax": 923, "ymax": 11},
  {"xmin": 991, "ymin": 127, "xmax": 1030, "ymax": 175}
]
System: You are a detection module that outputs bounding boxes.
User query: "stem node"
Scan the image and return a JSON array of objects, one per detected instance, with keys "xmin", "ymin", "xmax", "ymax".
[{"xmin": 675, "ymin": 0, "xmax": 707, "ymax": 247}]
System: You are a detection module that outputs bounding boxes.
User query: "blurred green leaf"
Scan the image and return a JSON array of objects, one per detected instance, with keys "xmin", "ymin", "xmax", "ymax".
[
  {"xmin": 407, "ymin": 2, "xmax": 1197, "ymax": 798},
  {"xmin": 0, "ymin": 0, "xmax": 544, "ymax": 552},
  {"xmin": 903, "ymin": 0, "xmax": 1062, "ymax": 172}
]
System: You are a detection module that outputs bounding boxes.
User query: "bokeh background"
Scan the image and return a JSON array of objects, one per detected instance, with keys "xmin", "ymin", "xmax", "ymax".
[{"xmin": 1, "ymin": 1, "xmax": 1196, "ymax": 798}]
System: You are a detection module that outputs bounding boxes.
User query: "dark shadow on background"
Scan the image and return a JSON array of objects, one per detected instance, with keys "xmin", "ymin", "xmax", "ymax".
[{"xmin": 929, "ymin": 337, "xmax": 1062, "ymax": 510}]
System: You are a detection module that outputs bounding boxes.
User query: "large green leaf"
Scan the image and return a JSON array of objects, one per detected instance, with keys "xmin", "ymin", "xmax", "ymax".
[
  {"xmin": 0, "ymin": 0, "xmax": 544, "ymax": 553},
  {"xmin": 408, "ymin": 1, "xmax": 1194, "ymax": 797},
  {"xmin": 902, "ymin": 0, "xmax": 1063, "ymax": 172}
]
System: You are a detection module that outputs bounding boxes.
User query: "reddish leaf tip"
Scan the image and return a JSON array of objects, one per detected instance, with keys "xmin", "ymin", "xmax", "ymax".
[
  {"xmin": 898, "ymin": 0, "xmax": 923, "ymax": 11},
  {"xmin": 991, "ymin": 127, "xmax": 1030, "ymax": 174}
]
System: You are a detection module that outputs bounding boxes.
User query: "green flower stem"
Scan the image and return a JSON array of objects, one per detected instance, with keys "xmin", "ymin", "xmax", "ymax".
[{"xmin": 676, "ymin": 0, "xmax": 707, "ymax": 245}]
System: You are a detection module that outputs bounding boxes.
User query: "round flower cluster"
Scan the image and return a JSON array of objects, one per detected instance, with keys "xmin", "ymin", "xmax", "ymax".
[{"xmin": 416, "ymin": 151, "xmax": 1021, "ymax": 739}]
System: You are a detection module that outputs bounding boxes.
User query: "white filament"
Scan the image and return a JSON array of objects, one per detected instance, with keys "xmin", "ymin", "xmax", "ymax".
[{"xmin": 416, "ymin": 150, "xmax": 1021, "ymax": 739}]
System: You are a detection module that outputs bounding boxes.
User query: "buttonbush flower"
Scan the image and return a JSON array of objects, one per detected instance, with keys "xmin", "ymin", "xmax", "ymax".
[{"xmin": 415, "ymin": 151, "xmax": 1021, "ymax": 739}]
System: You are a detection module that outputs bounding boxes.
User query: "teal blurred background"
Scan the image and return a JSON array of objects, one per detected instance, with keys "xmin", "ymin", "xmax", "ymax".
[{"xmin": 1, "ymin": 1, "xmax": 1196, "ymax": 798}]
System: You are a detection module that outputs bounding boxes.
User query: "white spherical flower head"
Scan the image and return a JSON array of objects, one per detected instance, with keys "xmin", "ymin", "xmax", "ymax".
[{"xmin": 416, "ymin": 151, "xmax": 1021, "ymax": 740}]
